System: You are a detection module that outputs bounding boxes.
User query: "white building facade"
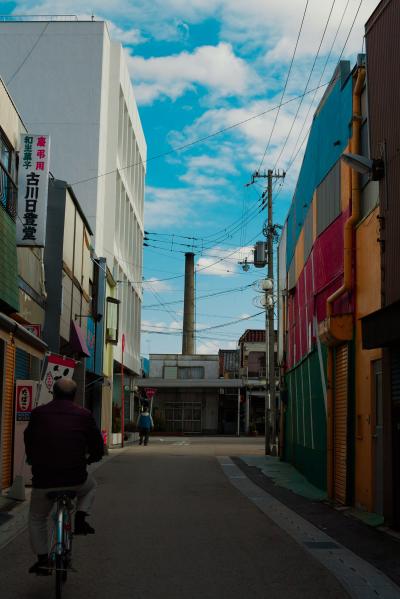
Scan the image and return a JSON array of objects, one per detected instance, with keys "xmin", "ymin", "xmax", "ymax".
[{"xmin": 0, "ymin": 20, "xmax": 146, "ymax": 378}]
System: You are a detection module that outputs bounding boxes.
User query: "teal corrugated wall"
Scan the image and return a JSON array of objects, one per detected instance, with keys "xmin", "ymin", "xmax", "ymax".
[{"xmin": 284, "ymin": 347, "xmax": 327, "ymax": 490}]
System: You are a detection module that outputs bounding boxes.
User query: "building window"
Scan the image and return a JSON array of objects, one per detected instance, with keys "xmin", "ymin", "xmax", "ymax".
[
  {"xmin": 164, "ymin": 366, "xmax": 177, "ymax": 379},
  {"xmin": 0, "ymin": 129, "xmax": 17, "ymax": 220},
  {"xmin": 178, "ymin": 366, "xmax": 204, "ymax": 379},
  {"xmin": 106, "ymin": 297, "xmax": 120, "ymax": 344}
]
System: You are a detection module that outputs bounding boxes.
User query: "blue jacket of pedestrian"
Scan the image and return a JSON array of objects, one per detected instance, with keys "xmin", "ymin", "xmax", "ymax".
[{"xmin": 138, "ymin": 411, "xmax": 153, "ymax": 430}]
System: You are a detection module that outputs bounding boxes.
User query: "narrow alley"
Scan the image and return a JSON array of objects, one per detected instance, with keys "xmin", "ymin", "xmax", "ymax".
[{"xmin": 1, "ymin": 438, "xmax": 399, "ymax": 599}]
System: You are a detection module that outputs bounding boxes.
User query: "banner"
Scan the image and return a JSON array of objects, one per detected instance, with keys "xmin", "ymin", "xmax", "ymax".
[
  {"xmin": 15, "ymin": 380, "xmax": 36, "ymax": 422},
  {"xmin": 16, "ymin": 134, "xmax": 51, "ymax": 247},
  {"xmin": 14, "ymin": 380, "xmax": 37, "ymax": 484},
  {"xmin": 37, "ymin": 354, "xmax": 76, "ymax": 406}
]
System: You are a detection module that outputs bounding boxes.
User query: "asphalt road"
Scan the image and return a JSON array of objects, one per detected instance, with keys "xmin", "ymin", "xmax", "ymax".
[{"xmin": 0, "ymin": 437, "xmax": 348, "ymax": 598}]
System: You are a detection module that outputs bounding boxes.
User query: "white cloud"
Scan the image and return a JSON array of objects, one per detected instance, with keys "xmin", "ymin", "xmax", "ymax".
[
  {"xmin": 144, "ymin": 185, "xmax": 221, "ymax": 228},
  {"xmin": 107, "ymin": 22, "xmax": 144, "ymax": 45},
  {"xmin": 196, "ymin": 245, "xmax": 254, "ymax": 277},
  {"xmin": 143, "ymin": 278, "xmax": 173, "ymax": 293},
  {"xmin": 141, "ymin": 318, "xmax": 182, "ymax": 332},
  {"xmin": 128, "ymin": 42, "xmax": 259, "ymax": 104}
]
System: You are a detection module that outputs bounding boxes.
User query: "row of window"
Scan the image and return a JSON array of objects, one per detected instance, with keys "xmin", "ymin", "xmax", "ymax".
[
  {"xmin": 0, "ymin": 129, "xmax": 17, "ymax": 218},
  {"xmin": 164, "ymin": 366, "xmax": 205, "ymax": 379},
  {"xmin": 117, "ymin": 90, "xmax": 144, "ymax": 223}
]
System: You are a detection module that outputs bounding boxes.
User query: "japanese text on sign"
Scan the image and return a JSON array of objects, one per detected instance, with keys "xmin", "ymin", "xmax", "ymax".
[{"xmin": 17, "ymin": 134, "xmax": 50, "ymax": 247}]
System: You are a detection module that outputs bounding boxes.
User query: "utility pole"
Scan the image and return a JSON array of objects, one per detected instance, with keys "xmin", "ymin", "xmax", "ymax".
[{"xmin": 251, "ymin": 169, "xmax": 285, "ymax": 455}]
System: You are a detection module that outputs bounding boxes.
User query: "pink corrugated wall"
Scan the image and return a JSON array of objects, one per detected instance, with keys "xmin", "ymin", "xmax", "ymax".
[{"xmin": 286, "ymin": 211, "xmax": 354, "ymax": 370}]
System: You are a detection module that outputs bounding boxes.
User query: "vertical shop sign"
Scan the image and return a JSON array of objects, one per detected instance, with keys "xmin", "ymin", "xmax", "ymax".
[
  {"xmin": 16, "ymin": 134, "xmax": 51, "ymax": 247},
  {"xmin": 37, "ymin": 354, "xmax": 76, "ymax": 406}
]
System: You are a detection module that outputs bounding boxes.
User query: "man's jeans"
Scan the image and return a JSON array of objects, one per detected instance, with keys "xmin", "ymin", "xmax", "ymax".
[
  {"xmin": 29, "ymin": 474, "xmax": 96, "ymax": 555},
  {"xmin": 139, "ymin": 428, "xmax": 150, "ymax": 445}
]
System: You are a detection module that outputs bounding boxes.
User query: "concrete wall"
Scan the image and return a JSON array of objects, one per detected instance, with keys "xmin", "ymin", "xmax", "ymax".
[
  {"xmin": 149, "ymin": 354, "xmax": 219, "ymax": 378},
  {"xmin": 0, "ymin": 21, "xmax": 146, "ymax": 376},
  {"xmin": 42, "ymin": 180, "xmax": 65, "ymax": 352}
]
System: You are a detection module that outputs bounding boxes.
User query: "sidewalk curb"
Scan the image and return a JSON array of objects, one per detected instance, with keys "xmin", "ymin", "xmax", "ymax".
[
  {"xmin": 219, "ymin": 456, "xmax": 400, "ymax": 599},
  {"xmin": 0, "ymin": 447, "xmax": 125, "ymax": 552}
]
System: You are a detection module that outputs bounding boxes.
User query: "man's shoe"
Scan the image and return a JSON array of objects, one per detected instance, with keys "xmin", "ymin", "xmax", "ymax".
[
  {"xmin": 29, "ymin": 556, "xmax": 51, "ymax": 576},
  {"xmin": 74, "ymin": 511, "xmax": 95, "ymax": 535}
]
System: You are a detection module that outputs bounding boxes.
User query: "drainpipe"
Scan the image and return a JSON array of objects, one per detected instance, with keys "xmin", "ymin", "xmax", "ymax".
[{"xmin": 325, "ymin": 65, "xmax": 365, "ymax": 499}]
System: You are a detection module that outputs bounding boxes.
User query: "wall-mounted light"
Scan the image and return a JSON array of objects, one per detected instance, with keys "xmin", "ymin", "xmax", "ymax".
[{"xmin": 341, "ymin": 152, "xmax": 384, "ymax": 180}]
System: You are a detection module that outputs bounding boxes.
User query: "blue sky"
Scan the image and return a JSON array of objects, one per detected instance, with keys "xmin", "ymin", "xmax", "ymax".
[{"xmin": 4, "ymin": 0, "xmax": 379, "ymax": 355}]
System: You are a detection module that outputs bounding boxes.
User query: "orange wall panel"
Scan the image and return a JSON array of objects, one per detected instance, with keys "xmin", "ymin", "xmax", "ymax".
[
  {"xmin": 354, "ymin": 206, "xmax": 382, "ymax": 512},
  {"xmin": 295, "ymin": 229, "xmax": 305, "ymax": 282}
]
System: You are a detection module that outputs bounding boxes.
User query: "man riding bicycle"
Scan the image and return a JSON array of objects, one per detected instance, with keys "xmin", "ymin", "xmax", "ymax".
[{"xmin": 24, "ymin": 378, "xmax": 104, "ymax": 575}]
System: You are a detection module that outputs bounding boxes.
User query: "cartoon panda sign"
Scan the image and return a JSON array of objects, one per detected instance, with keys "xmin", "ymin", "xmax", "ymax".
[{"xmin": 37, "ymin": 354, "xmax": 76, "ymax": 407}]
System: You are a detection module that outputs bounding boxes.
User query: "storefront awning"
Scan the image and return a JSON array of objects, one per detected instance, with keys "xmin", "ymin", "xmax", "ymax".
[
  {"xmin": 70, "ymin": 321, "xmax": 91, "ymax": 357},
  {"xmin": 135, "ymin": 378, "xmax": 243, "ymax": 389},
  {"xmin": 361, "ymin": 299, "xmax": 400, "ymax": 349},
  {"xmin": 0, "ymin": 312, "xmax": 47, "ymax": 358}
]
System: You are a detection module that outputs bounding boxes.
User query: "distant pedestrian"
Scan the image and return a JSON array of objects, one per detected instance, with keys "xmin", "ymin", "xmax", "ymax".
[{"xmin": 138, "ymin": 402, "xmax": 153, "ymax": 446}]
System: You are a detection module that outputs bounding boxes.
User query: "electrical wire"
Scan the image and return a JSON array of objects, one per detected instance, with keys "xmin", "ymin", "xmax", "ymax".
[
  {"xmin": 143, "ymin": 282, "xmax": 255, "ymax": 309},
  {"xmin": 141, "ymin": 310, "xmax": 264, "ymax": 335},
  {"xmin": 6, "ymin": 22, "xmax": 50, "ymax": 86},
  {"xmin": 272, "ymin": 0, "xmax": 337, "ymax": 172},
  {"xmin": 70, "ymin": 79, "xmax": 338, "ymax": 190},
  {"xmin": 257, "ymin": 0, "xmax": 310, "ymax": 171}
]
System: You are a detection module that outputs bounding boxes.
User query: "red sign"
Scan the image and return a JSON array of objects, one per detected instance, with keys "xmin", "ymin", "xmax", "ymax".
[
  {"xmin": 16, "ymin": 381, "xmax": 34, "ymax": 421},
  {"xmin": 25, "ymin": 324, "xmax": 42, "ymax": 338},
  {"xmin": 145, "ymin": 388, "xmax": 156, "ymax": 399}
]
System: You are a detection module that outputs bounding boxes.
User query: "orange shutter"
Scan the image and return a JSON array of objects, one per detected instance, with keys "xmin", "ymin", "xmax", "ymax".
[
  {"xmin": 1, "ymin": 340, "xmax": 16, "ymax": 489},
  {"xmin": 334, "ymin": 344, "xmax": 349, "ymax": 505}
]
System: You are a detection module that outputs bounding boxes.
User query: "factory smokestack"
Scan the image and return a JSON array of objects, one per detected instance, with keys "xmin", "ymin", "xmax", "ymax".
[{"xmin": 182, "ymin": 252, "xmax": 195, "ymax": 354}]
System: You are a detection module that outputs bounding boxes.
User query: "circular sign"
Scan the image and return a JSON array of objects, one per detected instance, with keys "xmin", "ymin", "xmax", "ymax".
[{"xmin": 122, "ymin": 333, "xmax": 125, "ymax": 352}]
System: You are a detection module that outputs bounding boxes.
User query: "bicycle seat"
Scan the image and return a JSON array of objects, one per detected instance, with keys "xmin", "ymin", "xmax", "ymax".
[{"xmin": 46, "ymin": 490, "xmax": 77, "ymax": 501}]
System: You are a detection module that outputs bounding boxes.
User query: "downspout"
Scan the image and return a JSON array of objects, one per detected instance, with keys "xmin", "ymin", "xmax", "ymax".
[{"xmin": 326, "ymin": 65, "xmax": 365, "ymax": 499}]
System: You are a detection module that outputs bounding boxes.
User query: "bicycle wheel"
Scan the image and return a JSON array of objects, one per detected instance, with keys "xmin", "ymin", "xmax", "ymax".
[{"xmin": 55, "ymin": 554, "xmax": 64, "ymax": 599}]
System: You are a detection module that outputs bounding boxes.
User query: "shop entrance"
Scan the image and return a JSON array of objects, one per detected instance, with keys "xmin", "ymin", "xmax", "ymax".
[{"xmin": 165, "ymin": 402, "xmax": 202, "ymax": 433}]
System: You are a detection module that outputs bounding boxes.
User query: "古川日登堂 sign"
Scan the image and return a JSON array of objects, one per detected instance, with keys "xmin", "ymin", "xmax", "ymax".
[{"xmin": 16, "ymin": 134, "xmax": 51, "ymax": 247}]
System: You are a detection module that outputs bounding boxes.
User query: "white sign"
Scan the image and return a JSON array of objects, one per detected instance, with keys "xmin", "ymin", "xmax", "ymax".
[
  {"xmin": 14, "ymin": 380, "xmax": 37, "ymax": 484},
  {"xmin": 16, "ymin": 134, "xmax": 50, "ymax": 247},
  {"xmin": 37, "ymin": 354, "xmax": 76, "ymax": 407}
]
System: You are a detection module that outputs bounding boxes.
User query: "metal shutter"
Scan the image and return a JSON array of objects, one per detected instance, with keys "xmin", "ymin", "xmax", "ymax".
[
  {"xmin": 1, "ymin": 341, "xmax": 16, "ymax": 489},
  {"xmin": 334, "ymin": 344, "xmax": 349, "ymax": 505},
  {"xmin": 15, "ymin": 348, "xmax": 30, "ymax": 380}
]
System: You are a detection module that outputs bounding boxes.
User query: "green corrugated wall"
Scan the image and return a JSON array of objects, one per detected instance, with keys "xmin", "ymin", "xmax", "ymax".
[
  {"xmin": 0, "ymin": 208, "xmax": 19, "ymax": 312},
  {"xmin": 284, "ymin": 347, "xmax": 327, "ymax": 490}
]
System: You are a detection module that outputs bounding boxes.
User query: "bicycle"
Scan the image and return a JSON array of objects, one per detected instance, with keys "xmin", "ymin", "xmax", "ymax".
[{"xmin": 47, "ymin": 490, "xmax": 76, "ymax": 599}]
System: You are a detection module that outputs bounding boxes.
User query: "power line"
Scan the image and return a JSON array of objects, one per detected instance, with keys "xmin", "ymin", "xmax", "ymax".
[
  {"xmin": 70, "ymin": 79, "xmax": 337, "ymax": 189},
  {"xmin": 257, "ymin": 0, "xmax": 310, "ymax": 171},
  {"xmin": 273, "ymin": 0, "xmax": 363, "ymax": 204},
  {"xmin": 6, "ymin": 21, "xmax": 50, "ymax": 86},
  {"xmin": 141, "ymin": 310, "xmax": 264, "ymax": 335},
  {"xmin": 143, "ymin": 282, "xmax": 255, "ymax": 309},
  {"xmin": 272, "ymin": 0, "xmax": 337, "ymax": 172}
]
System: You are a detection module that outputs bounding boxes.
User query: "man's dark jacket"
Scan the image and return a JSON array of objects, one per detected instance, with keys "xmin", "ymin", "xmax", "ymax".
[{"xmin": 24, "ymin": 398, "xmax": 104, "ymax": 488}]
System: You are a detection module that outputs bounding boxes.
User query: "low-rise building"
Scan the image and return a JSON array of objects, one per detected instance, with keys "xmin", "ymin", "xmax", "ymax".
[
  {"xmin": 136, "ymin": 354, "xmax": 242, "ymax": 434},
  {"xmin": 0, "ymin": 78, "xmax": 47, "ymax": 491}
]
